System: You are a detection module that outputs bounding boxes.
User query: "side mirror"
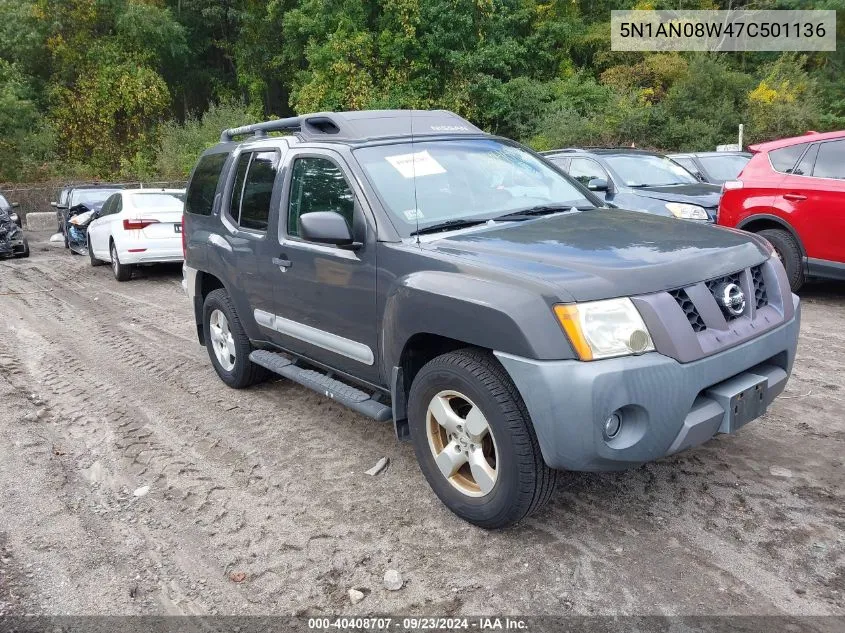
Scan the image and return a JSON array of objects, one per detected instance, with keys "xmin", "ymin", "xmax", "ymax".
[
  {"xmin": 51, "ymin": 201, "xmax": 57, "ymax": 207},
  {"xmin": 11, "ymin": 202, "xmax": 19, "ymax": 208},
  {"xmin": 587, "ymin": 178, "xmax": 609, "ymax": 192},
  {"xmin": 299, "ymin": 211, "xmax": 360, "ymax": 249}
]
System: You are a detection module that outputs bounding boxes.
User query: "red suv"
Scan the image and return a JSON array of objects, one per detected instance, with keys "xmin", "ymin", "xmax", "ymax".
[{"xmin": 718, "ymin": 130, "xmax": 845, "ymax": 291}]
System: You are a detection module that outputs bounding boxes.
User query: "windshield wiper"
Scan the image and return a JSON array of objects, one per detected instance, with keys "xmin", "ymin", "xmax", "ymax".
[
  {"xmin": 410, "ymin": 218, "xmax": 494, "ymax": 236},
  {"xmin": 496, "ymin": 204, "xmax": 591, "ymax": 220}
]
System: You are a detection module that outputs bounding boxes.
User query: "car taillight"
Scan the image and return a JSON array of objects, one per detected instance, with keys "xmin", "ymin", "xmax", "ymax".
[
  {"xmin": 123, "ymin": 218, "xmax": 159, "ymax": 230},
  {"xmin": 723, "ymin": 180, "xmax": 744, "ymax": 191},
  {"xmin": 181, "ymin": 214, "xmax": 187, "ymax": 258}
]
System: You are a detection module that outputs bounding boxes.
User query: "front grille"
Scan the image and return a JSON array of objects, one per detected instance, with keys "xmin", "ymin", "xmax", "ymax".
[
  {"xmin": 670, "ymin": 288, "xmax": 706, "ymax": 332},
  {"xmin": 751, "ymin": 265, "xmax": 768, "ymax": 309},
  {"xmin": 705, "ymin": 271, "xmax": 744, "ymax": 321}
]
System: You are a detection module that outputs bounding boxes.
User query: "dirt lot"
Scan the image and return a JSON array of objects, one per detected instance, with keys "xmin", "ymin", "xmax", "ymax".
[{"xmin": 0, "ymin": 231, "xmax": 842, "ymax": 618}]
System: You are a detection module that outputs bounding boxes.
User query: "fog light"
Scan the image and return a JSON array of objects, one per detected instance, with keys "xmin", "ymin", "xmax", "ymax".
[{"xmin": 604, "ymin": 413, "xmax": 622, "ymax": 438}]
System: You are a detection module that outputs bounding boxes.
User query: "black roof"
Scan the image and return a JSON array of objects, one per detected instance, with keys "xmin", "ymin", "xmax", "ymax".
[{"xmin": 220, "ymin": 109, "xmax": 484, "ymax": 144}]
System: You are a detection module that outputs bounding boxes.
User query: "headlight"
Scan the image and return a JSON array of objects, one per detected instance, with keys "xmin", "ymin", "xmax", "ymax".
[
  {"xmin": 665, "ymin": 202, "xmax": 708, "ymax": 221},
  {"xmin": 554, "ymin": 298, "xmax": 654, "ymax": 361}
]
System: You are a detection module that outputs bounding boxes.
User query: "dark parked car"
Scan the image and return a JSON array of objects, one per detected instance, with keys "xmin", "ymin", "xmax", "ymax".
[
  {"xmin": 183, "ymin": 110, "xmax": 799, "ymax": 528},
  {"xmin": 53, "ymin": 185, "xmax": 123, "ymax": 248},
  {"xmin": 668, "ymin": 151, "xmax": 752, "ymax": 185},
  {"xmin": 0, "ymin": 193, "xmax": 22, "ymax": 227},
  {"xmin": 0, "ymin": 205, "xmax": 29, "ymax": 258},
  {"xmin": 718, "ymin": 130, "xmax": 845, "ymax": 291},
  {"xmin": 544, "ymin": 148, "xmax": 722, "ymax": 221}
]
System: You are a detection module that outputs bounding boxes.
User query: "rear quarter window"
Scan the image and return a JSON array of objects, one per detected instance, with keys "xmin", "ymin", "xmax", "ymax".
[
  {"xmin": 186, "ymin": 152, "xmax": 229, "ymax": 216},
  {"xmin": 769, "ymin": 143, "xmax": 809, "ymax": 173}
]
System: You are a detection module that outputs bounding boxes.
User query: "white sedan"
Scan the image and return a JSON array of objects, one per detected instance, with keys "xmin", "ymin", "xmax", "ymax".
[{"xmin": 87, "ymin": 189, "xmax": 185, "ymax": 281}]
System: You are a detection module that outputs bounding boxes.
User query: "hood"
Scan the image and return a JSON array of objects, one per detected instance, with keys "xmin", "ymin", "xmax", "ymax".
[
  {"xmin": 628, "ymin": 183, "xmax": 722, "ymax": 207},
  {"xmin": 424, "ymin": 209, "xmax": 769, "ymax": 302}
]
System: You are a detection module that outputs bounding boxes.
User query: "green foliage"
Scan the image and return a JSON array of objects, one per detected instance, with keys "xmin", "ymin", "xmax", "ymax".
[
  {"xmin": 0, "ymin": 60, "xmax": 55, "ymax": 180},
  {"xmin": 0, "ymin": 0, "xmax": 842, "ymax": 182},
  {"xmin": 156, "ymin": 99, "xmax": 261, "ymax": 179}
]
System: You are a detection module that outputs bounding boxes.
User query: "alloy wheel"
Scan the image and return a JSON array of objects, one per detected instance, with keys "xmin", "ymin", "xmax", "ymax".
[
  {"xmin": 426, "ymin": 390, "xmax": 498, "ymax": 497},
  {"xmin": 208, "ymin": 309, "xmax": 236, "ymax": 371}
]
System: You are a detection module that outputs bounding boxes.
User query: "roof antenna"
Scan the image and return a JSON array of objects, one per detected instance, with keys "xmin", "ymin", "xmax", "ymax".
[{"xmin": 411, "ymin": 108, "xmax": 420, "ymax": 245}]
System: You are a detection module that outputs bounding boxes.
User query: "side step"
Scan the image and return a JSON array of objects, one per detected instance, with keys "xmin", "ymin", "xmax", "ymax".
[{"xmin": 249, "ymin": 350, "xmax": 392, "ymax": 422}]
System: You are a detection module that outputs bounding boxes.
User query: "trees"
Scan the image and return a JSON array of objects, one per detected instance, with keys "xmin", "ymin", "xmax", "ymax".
[{"xmin": 0, "ymin": 0, "xmax": 841, "ymax": 181}]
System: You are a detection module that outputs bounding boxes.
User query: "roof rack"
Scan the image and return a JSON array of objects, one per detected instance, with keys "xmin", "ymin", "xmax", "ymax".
[
  {"xmin": 220, "ymin": 116, "xmax": 303, "ymax": 142},
  {"xmin": 541, "ymin": 148, "xmax": 582, "ymax": 155},
  {"xmin": 220, "ymin": 110, "xmax": 484, "ymax": 144}
]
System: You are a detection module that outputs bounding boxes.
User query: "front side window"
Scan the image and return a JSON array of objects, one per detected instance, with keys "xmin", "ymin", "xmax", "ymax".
[
  {"xmin": 568, "ymin": 158, "xmax": 607, "ymax": 186},
  {"xmin": 186, "ymin": 152, "xmax": 228, "ymax": 216},
  {"xmin": 602, "ymin": 154, "xmax": 698, "ymax": 187},
  {"xmin": 769, "ymin": 143, "xmax": 809, "ymax": 174},
  {"xmin": 354, "ymin": 139, "xmax": 594, "ymax": 236},
  {"xmin": 813, "ymin": 140, "xmax": 845, "ymax": 180},
  {"xmin": 287, "ymin": 157, "xmax": 355, "ymax": 238}
]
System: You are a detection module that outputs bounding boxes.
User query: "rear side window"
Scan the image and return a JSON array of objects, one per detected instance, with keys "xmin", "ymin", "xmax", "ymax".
[
  {"xmin": 793, "ymin": 144, "xmax": 818, "ymax": 176},
  {"xmin": 769, "ymin": 143, "xmax": 808, "ymax": 173},
  {"xmin": 813, "ymin": 140, "xmax": 845, "ymax": 179},
  {"xmin": 227, "ymin": 151, "xmax": 280, "ymax": 231},
  {"xmin": 186, "ymin": 152, "xmax": 228, "ymax": 216},
  {"xmin": 287, "ymin": 157, "xmax": 355, "ymax": 238},
  {"xmin": 568, "ymin": 158, "xmax": 606, "ymax": 185}
]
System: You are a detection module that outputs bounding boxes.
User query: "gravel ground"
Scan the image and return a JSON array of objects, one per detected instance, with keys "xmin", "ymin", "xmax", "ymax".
[{"xmin": 0, "ymin": 231, "xmax": 842, "ymax": 617}]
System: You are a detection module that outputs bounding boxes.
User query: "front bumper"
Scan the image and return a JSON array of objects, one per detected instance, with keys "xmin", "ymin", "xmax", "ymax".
[{"xmin": 495, "ymin": 295, "xmax": 800, "ymax": 471}]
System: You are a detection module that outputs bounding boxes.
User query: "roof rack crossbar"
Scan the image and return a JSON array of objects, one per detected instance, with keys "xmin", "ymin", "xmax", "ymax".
[{"xmin": 220, "ymin": 116, "xmax": 303, "ymax": 142}]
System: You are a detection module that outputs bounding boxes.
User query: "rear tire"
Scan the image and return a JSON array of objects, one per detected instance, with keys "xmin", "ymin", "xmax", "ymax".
[
  {"xmin": 110, "ymin": 242, "xmax": 132, "ymax": 281},
  {"xmin": 88, "ymin": 239, "xmax": 104, "ymax": 266},
  {"xmin": 202, "ymin": 288, "xmax": 267, "ymax": 389},
  {"xmin": 407, "ymin": 348, "xmax": 556, "ymax": 529},
  {"xmin": 758, "ymin": 228, "xmax": 804, "ymax": 292}
]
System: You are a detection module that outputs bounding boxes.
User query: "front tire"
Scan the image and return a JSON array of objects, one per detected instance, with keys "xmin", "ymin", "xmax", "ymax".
[
  {"xmin": 407, "ymin": 348, "xmax": 556, "ymax": 529},
  {"xmin": 758, "ymin": 228, "xmax": 804, "ymax": 292},
  {"xmin": 88, "ymin": 239, "xmax": 104, "ymax": 266},
  {"xmin": 202, "ymin": 288, "xmax": 267, "ymax": 389},
  {"xmin": 110, "ymin": 242, "xmax": 132, "ymax": 281}
]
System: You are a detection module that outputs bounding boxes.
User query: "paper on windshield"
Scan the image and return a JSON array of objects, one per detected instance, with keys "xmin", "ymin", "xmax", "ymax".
[{"xmin": 385, "ymin": 150, "xmax": 446, "ymax": 179}]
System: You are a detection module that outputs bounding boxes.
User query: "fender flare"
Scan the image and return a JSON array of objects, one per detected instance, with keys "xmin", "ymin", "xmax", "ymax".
[{"xmin": 380, "ymin": 270, "xmax": 575, "ymax": 380}]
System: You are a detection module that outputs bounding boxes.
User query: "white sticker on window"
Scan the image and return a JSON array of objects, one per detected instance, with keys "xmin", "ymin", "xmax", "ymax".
[
  {"xmin": 403, "ymin": 208, "xmax": 425, "ymax": 221},
  {"xmin": 385, "ymin": 151, "xmax": 446, "ymax": 179}
]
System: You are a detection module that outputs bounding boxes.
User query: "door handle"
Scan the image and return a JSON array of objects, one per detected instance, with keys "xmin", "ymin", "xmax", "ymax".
[
  {"xmin": 272, "ymin": 256, "xmax": 292, "ymax": 269},
  {"xmin": 783, "ymin": 193, "xmax": 807, "ymax": 201}
]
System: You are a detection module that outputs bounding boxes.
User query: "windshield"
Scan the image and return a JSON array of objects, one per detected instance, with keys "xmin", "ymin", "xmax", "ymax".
[
  {"xmin": 354, "ymin": 139, "xmax": 594, "ymax": 235},
  {"xmin": 129, "ymin": 193, "xmax": 185, "ymax": 210},
  {"xmin": 698, "ymin": 154, "xmax": 751, "ymax": 182},
  {"xmin": 70, "ymin": 188, "xmax": 121, "ymax": 208},
  {"xmin": 604, "ymin": 154, "xmax": 698, "ymax": 187}
]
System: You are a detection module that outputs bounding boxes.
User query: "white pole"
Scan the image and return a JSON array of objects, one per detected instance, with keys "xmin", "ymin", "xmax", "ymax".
[{"xmin": 738, "ymin": 124, "xmax": 744, "ymax": 149}]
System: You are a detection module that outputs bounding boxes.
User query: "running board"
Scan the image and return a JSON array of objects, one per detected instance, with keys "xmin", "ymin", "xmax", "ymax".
[{"xmin": 249, "ymin": 350, "xmax": 392, "ymax": 422}]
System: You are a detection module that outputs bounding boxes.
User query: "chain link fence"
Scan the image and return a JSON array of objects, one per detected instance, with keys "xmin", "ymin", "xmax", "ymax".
[{"xmin": 0, "ymin": 181, "xmax": 187, "ymax": 224}]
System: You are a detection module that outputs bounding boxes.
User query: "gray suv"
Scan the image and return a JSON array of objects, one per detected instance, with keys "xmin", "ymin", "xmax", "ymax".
[{"xmin": 183, "ymin": 110, "xmax": 800, "ymax": 528}]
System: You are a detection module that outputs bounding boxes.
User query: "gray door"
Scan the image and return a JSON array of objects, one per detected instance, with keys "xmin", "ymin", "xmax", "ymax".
[
  {"xmin": 219, "ymin": 148, "xmax": 283, "ymax": 333},
  {"xmin": 268, "ymin": 149, "xmax": 380, "ymax": 384}
]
